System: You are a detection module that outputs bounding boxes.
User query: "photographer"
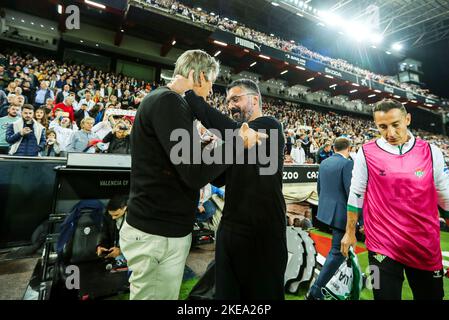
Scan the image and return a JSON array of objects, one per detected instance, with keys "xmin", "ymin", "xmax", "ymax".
[
  {"xmin": 102, "ymin": 120, "xmax": 131, "ymax": 154},
  {"xmin": 97, "ymin": 196, "xmax": 128, "ymax": 260}
]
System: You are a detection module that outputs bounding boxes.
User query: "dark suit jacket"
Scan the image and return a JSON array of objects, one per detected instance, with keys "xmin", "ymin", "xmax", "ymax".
[{"xmin": 317, "ymin": 153, "xmax": 353, "ymax": 231}]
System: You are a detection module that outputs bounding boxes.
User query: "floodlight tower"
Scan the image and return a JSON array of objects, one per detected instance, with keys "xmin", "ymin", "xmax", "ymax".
[{"xmin": 397, "ymin": 58, "xmax": 423, "ymax": 86}]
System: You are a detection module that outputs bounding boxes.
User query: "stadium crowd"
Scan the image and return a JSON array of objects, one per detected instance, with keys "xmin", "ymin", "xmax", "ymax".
[
  {"xmin": 1, "ymin": 50, "xmax": 448, "ymax": 162},
  {"xmin": 143, "ymin": 0, "xmax": 438, "ymax": 99}
]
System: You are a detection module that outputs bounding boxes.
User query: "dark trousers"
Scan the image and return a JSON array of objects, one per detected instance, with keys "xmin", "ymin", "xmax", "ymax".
[
  {"xmin": 309, "ymin": 228, "xmax": 345, "ymax": 299},
  {"xmin": 368, "ymin": 251, "xmax": 444, "ymax": 300},
  {"xmin": 215, "ymin": 224, "xmax": 287, "ymax": 300}
]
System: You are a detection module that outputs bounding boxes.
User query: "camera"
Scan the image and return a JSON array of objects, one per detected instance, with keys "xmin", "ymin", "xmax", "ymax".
[{"xmin": 118, "ymin": 125, "xmax": 129, "ymax": 131}]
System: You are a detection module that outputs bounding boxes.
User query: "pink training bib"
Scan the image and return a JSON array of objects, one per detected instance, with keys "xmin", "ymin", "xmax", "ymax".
[{"xmin": 362, "ymin": 138, "xmax": 442, "ymax": 271}]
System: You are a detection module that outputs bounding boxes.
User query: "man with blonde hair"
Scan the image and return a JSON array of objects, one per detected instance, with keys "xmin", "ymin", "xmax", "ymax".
[{"xmin": 120, "ymin": 50, "xmax": 264, "ymax": 300}]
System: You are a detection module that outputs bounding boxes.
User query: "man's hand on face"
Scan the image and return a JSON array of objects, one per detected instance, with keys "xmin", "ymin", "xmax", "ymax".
[
  {"xmin": 167, "ymin": 70, "xmax": 195, "ymax": 96},
  {"xmin": 238, "ymin": 122, "xmax": 268, "ymax": 149}
]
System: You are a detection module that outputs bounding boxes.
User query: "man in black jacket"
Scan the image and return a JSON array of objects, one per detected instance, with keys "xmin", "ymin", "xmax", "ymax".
[
  {"xmin": 119, "ymin": 50, "xmax": 265, "ymax": 300},
  {"xmin": 169, "ymin": 77, "xmax": 287, "ymax": 300},
  {"xmin": 97, "ymin": 195, "xmax": 128, "ymax": 260}
]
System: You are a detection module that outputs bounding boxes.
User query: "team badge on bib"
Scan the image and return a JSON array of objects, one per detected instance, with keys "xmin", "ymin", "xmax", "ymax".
[{"xmin": 415, "ymin": 169, "xmax": 424, "ymax": 178}]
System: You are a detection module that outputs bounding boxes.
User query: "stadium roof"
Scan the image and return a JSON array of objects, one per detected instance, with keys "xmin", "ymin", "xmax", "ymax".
[{"xmin": 315, "ymin": 0, "xmax": 449, "ymax": 49}]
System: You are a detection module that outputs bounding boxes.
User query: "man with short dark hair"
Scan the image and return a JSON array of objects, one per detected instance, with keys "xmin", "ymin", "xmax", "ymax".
[
  {"xmin": 6, "ymin": 104, "xmax": 46, "ymax": 156},
  {"xmin": 55, "ymin": 84, "xmax": 71, "ymax": 104},
  {"xmin": 0, "ymin": 104, "xmax": 20, "ymax": 154},
  {"xmin": 341, "ymin": 99, "xmax": 449, "ymax": 300},
  {"xmin": 307, "ymin": 137, "xmax": 353, "ymax": 300}
]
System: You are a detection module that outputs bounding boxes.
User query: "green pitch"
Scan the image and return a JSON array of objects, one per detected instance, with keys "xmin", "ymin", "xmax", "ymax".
[{"xmin": 178, "ymin": 230, "xmax": 449, "ymax": 300}]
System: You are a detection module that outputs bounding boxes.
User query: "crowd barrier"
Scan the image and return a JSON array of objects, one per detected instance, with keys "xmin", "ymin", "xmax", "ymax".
[{"xmin": 0, "ymin": 155, "xmax": 318, "ymax": 248}]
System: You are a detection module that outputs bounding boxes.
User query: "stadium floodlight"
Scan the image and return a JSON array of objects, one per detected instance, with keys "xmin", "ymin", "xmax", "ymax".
[
  {"xmin": 213, "ymin": 40, "xmax": 228, "ymax": 47},
  {"xmin": 371, "ymin": 45, "xmax": 377, "ymax": 49},
  {"xmin": 296, "ymin": 66, "xmax": 305, "ymax": 70},
  {"xmin": 85, "ymin": 0, "xmax": 106, "ymax": 9},
  {"xmin": 259, "ymin": 54, "xmax": 271, "ymax": 60},
  {"xmin": 392, "ymin": 42, "xmax": 403, "ymax": 51},
  {"xmin": 172, "ymin": 40, "xmax": 176, "ymax": 46},
  {"xmin": 368, "ymin": 94, "xmax": 376, "ymax": 98},
  {"xmin": 214, "ymin": 51, "xmax": 221, "ymax": 57},
  {"xmin": 271, "ymin": 2, "xmax": 279, "ymax": 6},
  {"xmin": 329, "ymin": 84, "xmax": 337, "ymax": 88},
  {"xmin": 352, "ymin": 83, "xmax": 360, "ymax": 87},
  {"xmin": 250, "ymin": 62, "xmax": 257, "ymax": 67},
  {"xmin": 401, "ymin": 102, "xmax": 407, "ymax": 105},
  {"xmin": 197, "ymin": 7, "xmax": 202, "ymax": 11},
  {"xmin": 290, "ymin": 40, "xmax": 295, "ymax": 43},
  {"xmin": 95, "ymin": 43, "xmax": 99, "ymax": 47},
  {"xmin": 394, "ymin": 95, "xmax": 401, "ymax": 99},
  {"xmin": 306, "ymin": 77, "xmax": 314, "ymax": 82},
  {"xmin": 325, "ymin": 75, "xmax": 334, "ymax": 79},
  {"xmin": 51, "ymin": 27, "xmax": 55, "ymax": 30},
  {"xmin": 411, "ymin": 100, "xmax": 418, "ymax": 103},
  {"xmin": 385, "ymin": 51, "xmax": 392, "ymax": 55},
  {"xmin": 270, "ymin": 33, "xmax": 275, "ymax": 36},
  {"xmin": 40, "ymin": 24, "xmax": 44, "ymax": 28},
  {"xmin": 281, "ymin": 70, "xmax": 288, "ymax": 75},
  {"xmin": 21, "ymin": 19, "xmax": 25, "ymax": 23},
  {"xmin": 370, "ymin": 33, "xmax": 383, "ymax": 44},
  {"xmin": 80, "ymin": 40, "xmax": 84, "ymax": 43},
  {"xmin": 320, "ymin": 11, "xmax": 342, "ymax": 27},
  {"xmin": 350, "ymin": 89, "xmax": 358, "ymax": 93},
  {"xmin": 297, "ymin": 12, "xmax": 304, "ymax": 17},
  {"xmin": 374, "ymin": 90, "xmax": 382, "ymax": 93},
  {"xmin": 57, "ymin": 5, "xmax": 62, "ymax": 14},
  {"xmin": 344, "ymin": 22, "xmax": 368, "ymax": 42},
  {"xmin": 31, "ymin": 22, "xmax": 34, "ymax": 25},
  {"xmin": 210, "ymin": 12, "xmax": 215, "ymax": 16}
]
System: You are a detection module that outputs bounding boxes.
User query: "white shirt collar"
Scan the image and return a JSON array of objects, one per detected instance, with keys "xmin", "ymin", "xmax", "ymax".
[{"xmin": 377, "ymin": 131, "xmax": 415, "ymax": 155}]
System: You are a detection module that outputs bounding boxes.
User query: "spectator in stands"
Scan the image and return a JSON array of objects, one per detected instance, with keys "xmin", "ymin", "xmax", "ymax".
[
  {"xmin": 97, "ymin": 195, "xmax": 128, "ymax": 261},
  {"xmin": 49, "ymin": 111, "xmax": 76, "ymax": 156},
  {"xmin": 44, "ymin": 98, "xmax": 55, "ymax": 115},
  {"xmin": 306, "ymin": 137, "xmax": 353, "ymax": 300},
  {"xmin": 34, "ymin": 81, "xmax": 53, "ymax": 107},
  {"xmin": 285, "ymin": 129, "xmax": 295, "ymax": 155},
  {"xmin": 43, "ymin": 129, "xmax": 61, "ymax": 157},
  {"xmin": 102, "ymin": 121, "xmax": 131, "ymax": 154},
  {"xmin": 0, "ymin": 65, "xmax": 10, "ymax": 90},
  {"xmin": 0, "ymin": 89, "xmax": 7, "ymax": 108},
  {"xmin": 0, "ymin": 104, "xmax": 20, "ymax": 154},
  {"xmin": 67, "ymin": 117, "xmax": 99, "ymax": 153},
  {"xmin": 21, "ymin": 80, "xmax": 33, "ymax": 104},
  {"xmin": 316, "ymin": 142, "xmax": 334, "ymax": 164},
  {"xmin": 77, "ymin": 91, "xmax": 95, "ymax": 111},
  {"xmin": 55, "ymin": 84, "xmax": 70, "ymax": 104},
  {"xmin": 52, "ymin": 96, "xmax": 75, "ymax": 122},
  {"xmin": 6, "ymin": 104, "xmax": 46, "ymax": 156},
  {"xmin": 0, "ymin": 94, "xmax": 24, "ymax": 117},
  {"xmin": 34, "ymin": 106, "xmax": 48, "ymax": 130},
  {"xmin": 291, "ymin": 140, "xmax": 306, "ymax": 164}
]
